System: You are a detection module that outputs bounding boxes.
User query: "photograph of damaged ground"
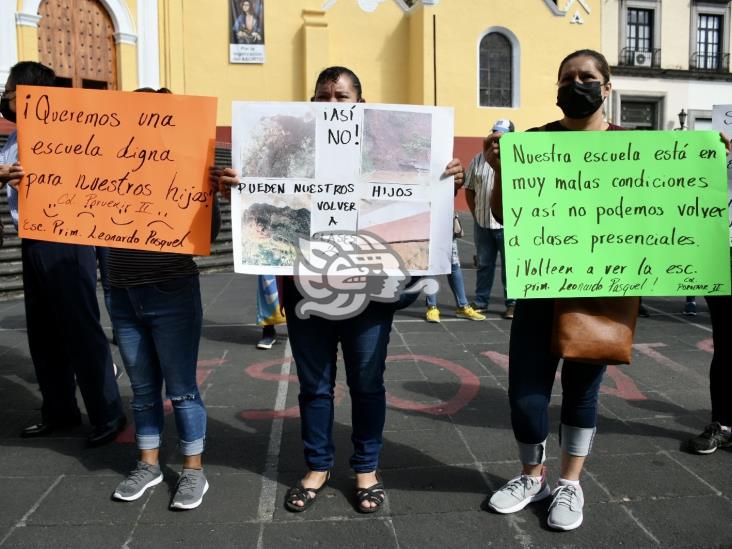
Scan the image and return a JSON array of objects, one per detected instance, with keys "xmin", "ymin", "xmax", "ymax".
[
  {"xmin": 361, "ymin": 109, "xmax": 433, "ymax": 183},
  {"xmin": 239, "ymin": 194, "xmax": 310, "ymax": 266},
  {"xmin": 357, "ymin": 199, "xmax": 431, "ymax": 270},
  {"xmin": 239, "ymin": 105, "xmax": 316, "ymax": 178}
]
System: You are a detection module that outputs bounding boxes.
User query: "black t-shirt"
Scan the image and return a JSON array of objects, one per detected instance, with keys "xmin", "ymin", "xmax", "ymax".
[{"xmin": 528, "ymin": 120, "xmax": 625, "ymax": 132}]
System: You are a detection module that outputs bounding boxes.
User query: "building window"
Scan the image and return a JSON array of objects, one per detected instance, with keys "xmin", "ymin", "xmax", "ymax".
[
  {"xmin": 626, "ymin": 8, "xmax": 653, "ymax": 57},
  {"xmin": 690, "ymin": 2, "xmax": 730, "ymax": 71},
  {"xmin": 619, "ymin": 1, "xmax": 661, "ymax": 67},
  {"xmin": 696, "ymin": 14, "xmax": 723, "ymax": 69},
  {"xmin": 479, "ymin": 32, "xmax": 512, "ymax": 107}
]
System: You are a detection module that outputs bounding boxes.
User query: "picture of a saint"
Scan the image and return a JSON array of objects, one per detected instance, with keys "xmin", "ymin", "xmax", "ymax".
[{"xmin": 231, "ymin": 0, "xmax": 263, "ymax": 45}]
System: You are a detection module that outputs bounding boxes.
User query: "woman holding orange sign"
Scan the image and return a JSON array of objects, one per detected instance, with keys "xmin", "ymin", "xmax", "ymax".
[{"xmin": 109, "ymin": 87, "xmax": 221, "ymax": 511}]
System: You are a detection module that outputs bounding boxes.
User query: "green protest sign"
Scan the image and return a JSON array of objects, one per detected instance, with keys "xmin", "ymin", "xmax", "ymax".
[{"xmin": 500, "ymin": 130, "xmax": 731, "ymax": 299}]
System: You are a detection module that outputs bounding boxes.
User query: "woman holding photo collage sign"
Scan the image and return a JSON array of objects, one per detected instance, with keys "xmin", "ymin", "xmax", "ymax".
[{"xmin": 213, "ymin": 66, "xmax": 464, "ymax": 514}]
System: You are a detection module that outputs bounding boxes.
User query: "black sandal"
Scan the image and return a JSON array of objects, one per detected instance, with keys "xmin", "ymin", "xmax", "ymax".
[
  {"xmin": 284, "ymin": 472, "xmax": 330, "ymax": 513},
  {"xmin": 355, "ymin": 474, "xmax": 386, "ymax": 514}
]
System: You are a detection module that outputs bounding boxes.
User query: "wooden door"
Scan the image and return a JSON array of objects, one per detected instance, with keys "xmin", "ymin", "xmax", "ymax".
[{"xmin": 37, "ymin": 0, "xmax": 118, "ymax": 90}]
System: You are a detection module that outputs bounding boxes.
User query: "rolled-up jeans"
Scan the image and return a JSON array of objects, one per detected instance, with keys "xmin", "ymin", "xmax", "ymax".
[
  {"xmin": 508, "ymin": 297, "xmax": 606, "ymax": 464},
  {"xmin": 110, "ymin": 275, "xmax": 206, "ymax": 456}
]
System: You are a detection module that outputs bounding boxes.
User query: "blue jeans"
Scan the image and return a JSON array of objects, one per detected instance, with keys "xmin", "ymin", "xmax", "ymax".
[
  {"xmin": 474, "ymin": 223, "xmax": 513, "ymax": 309},
  {"xmin": 110, "ymin": 276, "xmax": 206, "ymax": 455},
  {"xmin": 426, "ymin": 240, "xmax": 468, "ymax": 308},
  {"xmin": 508, "ymin": 298, "xmax": 606, "ymax": 463},
  {"xmin": 284, "ymin": 278, "xmax": 393, "ymax": 472}
]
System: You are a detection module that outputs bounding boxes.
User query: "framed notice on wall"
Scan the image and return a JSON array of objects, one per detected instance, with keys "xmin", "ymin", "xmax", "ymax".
[{"xmin": 229, "ymin": 0, "xmax": 265, "ymax": 64}]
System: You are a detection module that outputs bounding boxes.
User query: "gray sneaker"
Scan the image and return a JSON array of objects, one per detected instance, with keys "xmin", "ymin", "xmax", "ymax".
[
  {"xmin": 547, "ymin": 484, "xmax": 584, "ymax": 531},
  {"xmin": 170, "ymin": 468, "xmax": 209, "ymax": 510},
  {"xmin": 113, "ymin": 461, "xmax": 163, "ymax": 501},
  {"xmin": 488, "ymin": 470, "xmax": 550, "ymax": 513}
]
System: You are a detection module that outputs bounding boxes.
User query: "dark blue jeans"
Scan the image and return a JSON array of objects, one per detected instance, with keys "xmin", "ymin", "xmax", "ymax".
[
  {"xmin": 21, "ymin": 239, "xmax": 123, "ymax": 427},
  {"xmin": 284, "ymin": 279, "xmax": 394, "ymax": 472},
  {"xmin": 508, "ymin": 298, "xmax": 606, "ymax": 462},
  {"xmin": 110, "ymin": 276, "xmax": 206, "ymax": 455},
  {"xmin": 474, "ymin": 223, "xmax": 513, "ymax": 308}
]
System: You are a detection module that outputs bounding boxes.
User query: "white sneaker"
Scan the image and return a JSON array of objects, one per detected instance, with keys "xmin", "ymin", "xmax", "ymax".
[
  {"xmin": 547, "ymin": 483, "xmax": 584, "ymax": 531},
  {"xmin": 488, "ymin": 469, "xmax": 550, "ymax": 514}
]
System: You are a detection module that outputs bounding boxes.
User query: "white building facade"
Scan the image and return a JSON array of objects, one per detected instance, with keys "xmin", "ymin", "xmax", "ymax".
[{"xmin": 603, "ymin": 0, "xmax": 732, "ymax": 130}]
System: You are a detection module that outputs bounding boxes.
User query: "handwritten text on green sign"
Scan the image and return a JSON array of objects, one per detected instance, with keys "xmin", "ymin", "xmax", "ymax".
[{"xmin": 500, "ymin": 130, "xmax": 730, "ymax": 298}]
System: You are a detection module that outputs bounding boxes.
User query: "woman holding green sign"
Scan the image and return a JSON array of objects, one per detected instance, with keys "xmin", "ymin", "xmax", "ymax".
[{"xmin": 483, "ymin": 49, "xmax": 623, "ymax": 531}]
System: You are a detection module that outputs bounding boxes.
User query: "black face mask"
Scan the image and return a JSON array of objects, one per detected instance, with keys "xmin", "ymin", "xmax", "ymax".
[
  {"xmin": 0, "ymin": 97, "xmax": 15, "ymax": 123},
  {"xmin": 556, "ymin": 81, "xmax": 605, "ymax": 119}
]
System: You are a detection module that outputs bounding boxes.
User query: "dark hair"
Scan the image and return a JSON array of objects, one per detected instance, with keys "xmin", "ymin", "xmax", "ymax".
[
  {"xmin": 8, "ymin": 61, "xmax": 56, "ymax": 88},
  {"xmin": 313, "ymin": 66, "xmax": 362, "ymax": 100},
  {"xmin": 557, "ymin": 49, "xmax": 611, "ymax": 84},
  {"xmin": 134, "ymin": 87, "xmax": 173, "ymax": 94}
]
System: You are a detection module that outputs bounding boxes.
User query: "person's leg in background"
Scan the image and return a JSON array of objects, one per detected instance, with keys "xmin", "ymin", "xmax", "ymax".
[
  {"xmin": 494, "ymin": 228, "xmax": 516, "ymax": 319},
  {"xmin": 687, "ymin": 292, "xmax": 732, "ymax": 454},
  {"xmin": 446, "ymin": 240, "xmax": 484, "ymax": 321},
  {"xmin": 20, "ymin": 239, "xmax": 81, "ymax": 436},
  {"xmin": 60, "ymin": 244, "xmax": 125, "ymax": 444},
  {"xmin": 473, "ymin": 221, "xmax": 498, "ymax": 314},
  {"xmin": 424, "ymin": 276, "xmax": 440, "ymax": 322}
]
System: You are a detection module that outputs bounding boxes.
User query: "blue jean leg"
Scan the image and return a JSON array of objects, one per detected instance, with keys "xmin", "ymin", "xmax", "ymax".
[
  {"xmin": 474, "ymin": 224, "xmax": 513, "ymax": 308},
  {"xmin": 285, "ymin": 278, "xmax": 393, "ymax": 472},
  {"xmin": 111, "ymin": 276, "xmax": 206, "ymax": 455},
  {"xmin": 508, "ymin": 298, "xmax": 606, "ymax": 462},
  {"xmin": 284, "ymin": 309, "xmax": 339, "ymax": 471},
  {"xmin": 426, "ymin": 240, "xmax": 468, "ymax": 308},
  {"xmin": 340, "ymin": 307, "xmax": 392, "ymax": 472}
]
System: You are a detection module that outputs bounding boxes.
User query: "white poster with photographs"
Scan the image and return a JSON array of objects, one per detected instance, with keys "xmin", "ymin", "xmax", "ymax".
[
  {"xmin": 229, "ymin": 0, "xmax": 265, "ymax": 63},
  {"xmin": 230, "ymin": 102, "xmax": 455, "ymax": 275}
]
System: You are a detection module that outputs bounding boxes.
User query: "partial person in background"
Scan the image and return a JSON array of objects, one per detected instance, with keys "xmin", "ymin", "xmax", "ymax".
[
  {"xmin": 683, "ymin": 296, "xmax": 697, "ymax": 316},
  {"xmin": 424, "ymin": 179, "xmax": 485, "ymax": 323},
  {"xmin": 686, "ymin": 134, "xmax": 731, "ymax": 455},
  {"xmin": 464, "ymin": 119, "xmax": 516, "ymax": 319},
  {"xmin": 256, "ymin": 274, "xmax": 286, "ymax": 349},
  {"xmin": 0, "ymin": 61, "xmax": 125, "ymax": 446}
]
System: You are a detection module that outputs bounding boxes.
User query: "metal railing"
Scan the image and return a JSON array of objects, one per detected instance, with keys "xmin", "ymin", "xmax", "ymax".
[
  {"xmin": 690, "ymin": 51, "xmax": 730, "ymax": 72},
  {"xmin": 618, "ymin": 47, "xmax": 661, "ymax": 68}
]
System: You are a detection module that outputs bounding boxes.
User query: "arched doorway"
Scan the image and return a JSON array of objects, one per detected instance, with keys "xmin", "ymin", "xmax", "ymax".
[{"xmin": 37, "ymin": 0, "xmax": 118, "ymax": 89}]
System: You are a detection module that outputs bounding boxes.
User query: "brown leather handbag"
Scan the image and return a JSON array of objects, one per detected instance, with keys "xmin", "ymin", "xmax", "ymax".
[{"xmin": 551, "ymin": 297, "xmax": 639, "ymax": 365}]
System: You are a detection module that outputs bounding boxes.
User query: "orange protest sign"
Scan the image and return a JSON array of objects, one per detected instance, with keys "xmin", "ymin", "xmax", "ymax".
[{"xmin": 16, "ymin": 86, "xmax": 217, "ymax": 254}]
